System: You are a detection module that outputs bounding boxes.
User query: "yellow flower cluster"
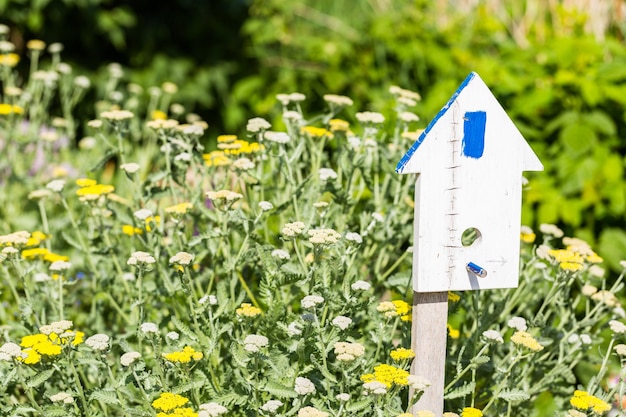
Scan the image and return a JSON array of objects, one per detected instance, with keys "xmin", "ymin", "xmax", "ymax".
[
  {"xmin": 75, "ymin": 178, "xmax": 114, "ymax": 200},
  {"xmin": 390, "ymin": 347, "xmax": 415, "ymax": 361},
  {"xmin": 152, "ymin": 392, "xmax": 190, "ymax": 412},
  {"xmin": 569, "ymin": 390, "xmax": 611, "ymax": 414},
  {"xmin": 165, "ymin": 202, "xmax": 193, "ymax": 215},
  {"xmin": 510, "ymin": 331, "xmax": 544, "ymax": 352},
  {"xmin": 236, "ymin": 303, "xmax": 262, "ymax": 317},
  {"xmin": 0, "ymin": 53, "xmax": 20, "ymax": 67},
  {"xmin": 18, "ymin": 330, "xmax": 84, "ymax": 365},
  {"xmin": 217, "ymin": 136, "xmax": 264, "ymax": 155},
  {"xmin": 203, "ymin": 151, "xmax": 231, "ymax": 167},
  {"xmin": 162, "ymin": 346, "xmax": 203, "ymax": 364},
  {"xmin": 520, "ymin": 227, "xmax": 536, "ymax": 243},
  {"xmin": 300, "ymin": 125, "xmax": 334, "ymax": 139},
  {"xmin": 377, "ymin": 300, "xmax": 412, "ymax": 321},
  {"xmin": 21, "ymin": 247, "xmax": 69, "ymax": 263},
  {"xmin": 157, "ymin": 408, "xmax": 198, "ymax": 417},
  {"xmin": 122, "ymin": 225, "xmax": 143, "ymax": 236},
  {"xmin": 329, "ymin": 119, "xmax": 350, "ymax": 132},
  {"xmin": 360, "ymin": 364, "xmax": 409, "ymax": 388},
  {"xmin": 0, "ymin": 103, "xmax": 24, "ymax": 115},
  {"xmin": 461, "ymin": 407, "xmax": 483, "ymax": 417}
]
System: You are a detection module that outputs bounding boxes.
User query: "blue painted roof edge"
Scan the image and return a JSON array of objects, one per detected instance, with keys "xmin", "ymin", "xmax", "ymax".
[{"xmin": 396, "ymin": 71, "xmax": 477, "ymax": 174}]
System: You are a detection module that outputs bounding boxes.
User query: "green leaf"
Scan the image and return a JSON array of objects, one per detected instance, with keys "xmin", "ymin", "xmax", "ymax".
[
  {"xmin": 470, "ymin": 355, "xmax": 490, "ymax": 367},
  {"xmin": 171, "ymin": 315, "xmax": 198, "ymax": 341},
  {"xmin": 89, "ymin": 389, "xmax": 120, "ymax": 405},
  {"xmin": 172, "ymin": 379, "xmax": 206, "ymax": 394},
  {"xmin": 599, "ymin": 228, "xmax": 626, "ymax": 271},
  {"xmin": 61, "ymin": 230, "xmax": 85, "ymax": 252},
  {"xmin": 90, "ymin": 148, "xmax": 117, "ymax": 172},
  {"xmin": 26, "ymin": 368, "xmax": 55, "ymax": 388},
  {"xmin": 262, "ymin": 380, "xmax": 298, "ymax": 398},
  {"xmin": 39, "ymin": 406, "xmax": 68, "ymax": 417},
  {"xmin": 444, "ymin": 381, "xmax": 475, "ymax": 399},
  {"xmin": 498, "ymin": 388, "xmax": 531, "ymax": 402},
  {"xmin": 559, "ymin": 122, "xmax": 597, "ymax": 156},
  {"xmin": 346, "ymin": 399, "xmax": 373, "ymax": 413}
]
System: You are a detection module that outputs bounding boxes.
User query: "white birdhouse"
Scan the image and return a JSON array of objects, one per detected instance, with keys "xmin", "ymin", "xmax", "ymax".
[{"xmin": 397, "ymin": 72, "xmax": 543, "ymax": 292}]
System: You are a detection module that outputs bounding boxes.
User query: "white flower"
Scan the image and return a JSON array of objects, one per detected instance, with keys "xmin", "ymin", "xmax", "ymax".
[
  {"xmin": 247, "ymin": 117, "xmax": 271, "ymax": 133},
  {"xmin": 351, "ymin": 280, "xmax": 371, "ymax": 291},
  {"xmin": 408, "ymin": 375, "xmax": 431, "ymax": 391},
  {"xmin": 582, "ymin": 284, "xmax": 598, "ymax": 296},
  {"xmin": 614, "ymin": 344, "xmax": 626, "ymax": 356},
  {"xmin": 580, "ymin": 334, "xmax": 592, "ymax": 345},
  {"xmin": 120, "ymin": 351, "xmax": 141, "ymax": 366},
  {"xmin": 133, "ymin": 209, "xmax": 153, "ymax": 220},
  {"xmin": 308, "ymin": 228, "xmax": 341, "ymax": 245},
  {"xmin": 46, "ymin": 179, "xmax": 66, "ymax": 192},
  {"xmin": 609, "ymin": 320, "xmax": 626, "ymax": 334},
  {"xmin": 271, "ymin": 249, "xmax": 290, "ymax": 260},
  {"xmin": 287, "ymin": 322, "xmax": 303, "ymax": 337},
  {"xmin": 567, "ymin": 334, "xmax": 580, "ymax": 344},
  {"xmin": 100, "ymin": 109, "xmax": 134, "ymax": 121},
  {"xmin": 356, "ymin": 111, "xmax": 385, "ymax": 124},
  {"xmin": 140, "ymin": 322, "xmax": 159, "ymax": 334},
  {"xmin": 332, "ymin": 316, "xmax": 352, "ymax": 330},
  {"xmin": 244, "ymin": 334, "xmax": 269, "ymax": 353},
  {"xmin": 166, "ymin": 332, "xmax": 179, "ymax": 341},
  {"xmin": 2, "ymin": 247, "xmax": 18, "ymax": 255},
  {"xmin": 199, "ymin": 294, "xmax": 218, "ymax": 305},
  {"xmin": 334, "ymin": 342, "xmax": 365, "ymax": 361},
  {"xmin": 507, "ymin": 316, "xmax": 527, "ymax": 332},
  {"xmin": 301, "ymin": 295, "xmax": 324, "ymax": 309},
  {"xmin": 363, "ymin": 381, "xmax": 387, "ymax": 395},
  {"xmin": 33, "ymin": 272, "xmax": 51, "ymax": 282},
  {"xmin": 258, "ymin": 201, "xmax": 274, "ymax": 211},
  {"xmin": 614, "ymin": 306, "xmax": 626, "ymax": 318},
  {"xmin": 318, "ymin": 168, "xmax": 338, "ymax": 182},
  {"xmin": 323, "ymin": 94, "xmax": 353, "ymax": 107},
  {"xmin": 294, "ymin": 377, "xmax": 316, "ymax": 395},
  {"xmin": 199, "ymin": 402, "xmax": 228, "ymax": 417},
  {"xmin": 345, "ymin": 232, "xmax": 362, "ymax": 244},
  {"xmin": 49, "ymin": 261, "xmax": 71, "ymax": 271},
  {"xmin": 85, "ymin": 333, "xmax": 110, "ymax": 351},
  {"xmin": 233, "ymin": 157, "xmax": 255, "ymax": 170},
  {"xmin": 50, "ymin": 391, "xmax": 74, "ymax": 404},
  {"xmin": 283, "ymin": 111, "xmax": 303, "ymax": 121},
  {"xmin": 372, "ymin": 212, "xmax": 384, "ymax": 223},
  {"xmin": 169, "ymin": 251, "xmax": 194, "ymax": 265},
  {"xmin": 174, "ymin": 152, "xmax": 192, "ymax": 162},
  {"xmin": 336, "ymin": 393, "xmax": 351, "ymax": 402},
  {"xmin": 183, "ymin": 124, "xmax": 205, "ymax": 136},
  {"xmin": 398, "ymin": 111, "xmax": 420, "ymax": 123},
  {"xmin": 281, "ymin": 221, "xmax": 306, "ymax": 238},
  {"xmin": 74, "ymin": 75, "xmax": 91, "ymax": 89},
  {"xmin": 589, "ymin": 265, "xmax": 605, "ymax": 278},
  {"xmin": 0, "ymin": 342, "xmax": 23, "ymax": 361},
  {"xmin": 539, "ymin": 223, "xmax": 564, "ymax": 238},
  {"xmin": 120, "ymin": 163, "xmax": 140, "ymax": 174},
  {"xmin": 261, "ymin": 400, "xmax": 283, "ymax": 413},
  {"xmin": 128, "ymin": 251, "xmax": 156, "ymax": 265},
  {"xmin": 482, "ymin": 329, "xmax": 503, "ymax": 344},
  {"xmin": 264, "ymin": 131, "xmax": 290, "ymax": 144},
  {"xmin": 49, "ymin": 320, "xmax": 73, "ymax": 333}
]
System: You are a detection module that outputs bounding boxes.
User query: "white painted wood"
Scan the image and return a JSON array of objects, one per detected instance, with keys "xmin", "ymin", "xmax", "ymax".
[
  {"xmin": 397, "ymin": 72, "xmax": 543, "ymax": 292},
  {"xmin": 410, "ymin": 291, "xmax": 448, "ymax": 416}
]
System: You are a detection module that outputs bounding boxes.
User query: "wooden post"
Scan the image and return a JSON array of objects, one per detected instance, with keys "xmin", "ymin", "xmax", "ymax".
[{"xmin": 411, "ymin": 292, "xmax": 448, "ymax": 416}]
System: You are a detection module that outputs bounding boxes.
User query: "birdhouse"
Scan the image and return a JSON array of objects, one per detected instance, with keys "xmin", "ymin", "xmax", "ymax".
[{"xmin": 397, "ymin": 72, "xmax": 543, "ymax": 293}]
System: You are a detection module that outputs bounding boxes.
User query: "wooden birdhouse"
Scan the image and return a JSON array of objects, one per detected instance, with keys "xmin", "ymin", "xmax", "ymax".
[{"xmin": 397, "ymin": 72, "xmax": 543, "ymax": 293}]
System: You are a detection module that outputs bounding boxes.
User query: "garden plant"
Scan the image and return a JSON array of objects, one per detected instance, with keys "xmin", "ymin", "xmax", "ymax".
[{"xmin": 1, "ymin": 28, "xmax": 626, "ymax": 417}]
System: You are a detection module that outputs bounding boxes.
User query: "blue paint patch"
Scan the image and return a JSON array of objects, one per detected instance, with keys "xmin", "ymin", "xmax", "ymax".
[
  {"xmin": 396, "ymin": 72, "xmax": 477, "ymax": 173},
  {"xmin": 461, "ymin": 111, "xmax": 486, "ymax": 159}
]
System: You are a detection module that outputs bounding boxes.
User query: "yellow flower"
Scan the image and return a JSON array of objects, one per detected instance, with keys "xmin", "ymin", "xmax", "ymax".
[
  {"xmin": 162, "ymin": 346, "xmax": 203, "ymax": 363},
  {"xmin": 151, "ymin": 109, "xmax": 167, "ymax": 120},
  {"xmin": 549, "ymin": 249, "xmax": 584, "ymax": 264},
  {"xmin": 390, "ymin": 348, "xmax": 415, "ymax": 361},
  {"xmin": 448, "ymin": 291, "xmax": 461, "ymax": 302},
  {"xmin": 329, "ymin": 119, "xmax": 350, "ymax": 131},
  {"xmin": 203, "ymin": 151, "xmax": 231, "ymax": 167},
  {"xmin": 0, "ymin": 103, "xmax": 24, "ymax": 115},
  {"xmin": 21, "ymin": 247, "xmax": 50, "ymax": 260},
  {"xmin": 76, "ymin": 184, "xmax": 115, "ymax": 197},
  {"xmin": 369, "ymin": 364, "xmax": 409, "ymax": 387},
  {"xmin": 145, "ymin": 215, "xmax": 161, "ymax": 232},
  {"xmin": 377, "ymin": 300, "xmax": 412, "ymax": 321},
  {"xmin": 152, "ymin": 393, "xmax": 189, "ymax": 412},
  {"xmin": 217, "ymin": 134, "xmax": 237, "ymax": 143},
  {"xmin": 461, "ymin": 407, "xmax": 483, "ymax": 417},
  {"xmin": 26, "ymin": 39, "xmax": 46, "ymax": 50},
  {"xmin": 510, "ymin": 331, "xmax": 544, "ymax": 352},
  {"xmin": 18, "ymin": 348, "xmax": 41, "ymax": 365},
  {"xmin": 76, "ymin": 178, "xmax": 97, "ymax": 187},
  {"xmin": 0, "ymin": 53, "xmax": 20, "ymax": 67},
  {"xmin": 447, "ymin": 324, "xmax": 460, "ymax": 339},
  {"xmin": 165, "ymin": 202, "xmax": 193, "ymax": 215},
  {"xmin": 570, "ymin": 390, "xmax": 611, "ymax": 414},
  {"xmin": 520, "ymin": 231, "xmax": 536, "ymax": 243},
  {"xmin": 24, "ymin": 231, "xmax": 47, "ymax": 247},
  {"xmin": 236, "ymin": 303, "xmax": 261, "ymax": 317},
  {"xmin": 43, "ymin": 252, "xmax": 69, "ymax": 263},
  {"xmin": 586, "ymin": 252, "xmax": 603, "ymax": 263},
  {"xmin": 122, "ymin": 224, "xmax": 143, "ymax": 236},
  {"xmin": 560, "ymin": 262, "xmax": 584, "ymax": 272},
  {"xmin": 157, "ymin": 408, "xmax": 198, "ymax": 417},
  {"xmin": 20, "ymin": 334, "xmax": 62, "ymax": 356},
  {"xmin": 301, "ymin": 125, "xmax": 334, "ymax": 139}
]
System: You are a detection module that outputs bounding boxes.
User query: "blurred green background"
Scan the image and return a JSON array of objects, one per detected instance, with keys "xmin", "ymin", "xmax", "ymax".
[{"xmin": 2, "ymin": 0, "xmax": 626, "ymax": 270}]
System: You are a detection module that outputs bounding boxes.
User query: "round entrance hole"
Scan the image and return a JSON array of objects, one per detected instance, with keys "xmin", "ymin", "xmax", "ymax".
[{"xmin": 461, "ymin": 227, "xmax": 482, "ymax": 247}]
